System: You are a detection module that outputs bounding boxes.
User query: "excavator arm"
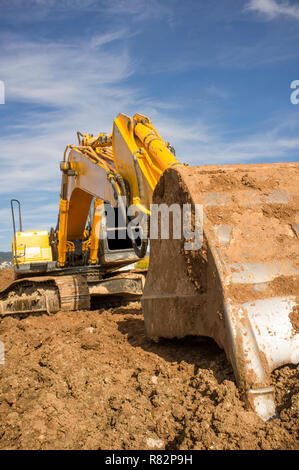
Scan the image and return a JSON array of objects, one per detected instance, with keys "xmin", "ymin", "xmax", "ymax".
[{"xmin": 56, "ymin": 113, "xmax": 179, "ymax": 267}]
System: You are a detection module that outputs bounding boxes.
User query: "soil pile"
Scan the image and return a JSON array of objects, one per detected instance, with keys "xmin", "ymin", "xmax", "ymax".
[{"xmin": 0, "ymin": 270, "xmax": 298, "ymax": 450}]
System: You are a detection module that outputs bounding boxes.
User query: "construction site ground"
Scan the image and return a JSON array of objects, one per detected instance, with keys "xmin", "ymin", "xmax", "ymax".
[{"xmin": 0, "ymin": 269, "xmax": 298, "ymax": 450}]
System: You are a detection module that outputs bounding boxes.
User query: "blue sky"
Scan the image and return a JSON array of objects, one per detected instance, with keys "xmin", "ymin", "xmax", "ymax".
[{"xmin": 0, "ymin": 0, "xmax": 299, "ymax": 251}]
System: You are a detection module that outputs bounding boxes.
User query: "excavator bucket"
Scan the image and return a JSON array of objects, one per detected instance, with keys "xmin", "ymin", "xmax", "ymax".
[{"xmin": 142, "ymin": 162, "xmax": 299, "ymax": 421}]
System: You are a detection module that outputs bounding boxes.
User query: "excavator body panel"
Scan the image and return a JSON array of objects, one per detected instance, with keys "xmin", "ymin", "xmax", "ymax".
[{"xmin": 12, "ymin": 230, "xmax": 53, "ymax": 265}]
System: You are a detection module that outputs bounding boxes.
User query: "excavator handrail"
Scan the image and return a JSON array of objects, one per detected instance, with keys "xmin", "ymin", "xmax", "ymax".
[{"xmin": 10, "ymin": 199, "xmax": 23, "ymax": 268}]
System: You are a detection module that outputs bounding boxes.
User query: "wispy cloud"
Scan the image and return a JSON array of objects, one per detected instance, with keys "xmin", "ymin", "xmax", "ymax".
[
  {"xmin": 2, "ymin": 0, "xmax": 104, "ymax": 12},
  {"xmin": 103, "ymin": 0, "xmax": 174, "ymax": 23},
  {"xmin": 0, "ymin": 30, "xmax": 141, "ymax": 214},
  {"xmin": 146, "ymin": 37, "xmax": 298, "ymax": 74},
  {"xmin": 1, "ymin": 35, "xmax": 133, "ymax": 108},
  {"xmin": 0, "ymin": 31, "xmax": 298, "ymax": 195},
  {"xmin": 246, "ymin": 0, "xmax": 299, "ymax": 21},
  {"xmin": 204, "ymin": 84, "xmax": 230, "ymax": 100},
  {"xmin": 90, "ymin": 29, "xmax": 129, "ymax": 48},
  {"xmin": 0, "ymin": 30, "xmax": 184, "ymax": 203},
  {"xmin": 1, "ymin": 0, "xmax": 174, "ymax": 24},
  {"xmin": 0, "ymin": 1, "xmax": 298, "ymax": 252}
]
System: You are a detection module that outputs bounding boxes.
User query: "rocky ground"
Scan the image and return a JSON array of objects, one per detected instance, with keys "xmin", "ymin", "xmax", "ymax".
[{"xmin": 0, "ymin": 269, "xmax": 298, "ymax": 450}]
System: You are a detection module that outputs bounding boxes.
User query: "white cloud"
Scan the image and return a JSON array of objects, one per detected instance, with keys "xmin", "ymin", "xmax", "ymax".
[
  {"xmin": 2, "ymin": 0, "xmax": 102, "ymax": 11},
  {"xmin": 0, "ymin": 8, "xmax": 298, "ymax": 251},
  {"xmin": 1, "ymin": 0, "xmax": 173, "ymax": 24},
  {"xmin": 0, "ymin": 32, "xmax": 298, "ymax": 198},
  {"xmin": 0, "ymin": 32, "xmax": 139, "ymax": 197},
  {"xmin": 90, "ymin": 29, "xmax": 129, "ymax": 48},
  {"xmin": 246, "ymin": 0, "xmax": 299, "ymax": 21},
  {"xmin": 1, "ymin": 36, "xmax": 133, "ymax": 107},
  {"xmin": 103, "ymin": 0, "xmax": 174, "ymax": 22},
  {"xmin": 0, "ymin": 31, "xmax": 139, "ymax": 249},
  {"xmin": 205, "ymin": 84, "xmax": 230, "ymax": 100},
  {"xmin": 0, "ymin": 29, "xmax": 187, "ymax": 250}
]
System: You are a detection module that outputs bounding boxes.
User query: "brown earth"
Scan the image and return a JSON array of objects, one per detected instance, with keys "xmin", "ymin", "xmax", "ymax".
[
  {"xmin": 0, "ymin": 269, "xmax": 298, "ymax": 450},
  {"xmin": 0, "ymin": 269, "xmax": 14, "ymax": 291}
]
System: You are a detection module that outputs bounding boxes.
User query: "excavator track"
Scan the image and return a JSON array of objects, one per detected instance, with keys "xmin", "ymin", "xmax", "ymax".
[
  {"xmin": 0, "ymin": 274, "xmax": 90, "ymax": 316},
  {"xmin": 0, "ymin": 269, "xmax": 146, "ymax": 317}
]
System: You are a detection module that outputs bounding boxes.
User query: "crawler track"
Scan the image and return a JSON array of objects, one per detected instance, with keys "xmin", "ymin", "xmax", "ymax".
[
  {"xmin": 0, "ymin": 275, "xmax": 90, "ymax": 316},
  {"xmin": 0, "ymin": 270, "xmax": 146, "ymax": 317}
]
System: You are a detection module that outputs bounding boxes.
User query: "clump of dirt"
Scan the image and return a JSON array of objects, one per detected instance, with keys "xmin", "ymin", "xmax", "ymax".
[
  {"xmin": 262, "ymin": 204, "xmax": 296, "ymax": 222},
  {"xmin": 227, "ymin": 276, "xmax": 299, "ymax": 304},
  {"xmin": 290, "ymin": 305, "xmax": 299, "ymax": 334},
  {"xmin": 0, "ymin": 269, "xmax": 14, "ymax": 291},
  {"xmin": 209, "ymin": 173, "xmax": 239, "ymax": 189},
  {"xmin": 204, "ymin": 206, "xmax": 237, "ymax": 225},
  {"xmin": 240, "ymin": 174, "xmax": 260, "ymax": 189},
  {"xmin": 0, "ymin": 270, "xmax": 298, "ymax": 450}
]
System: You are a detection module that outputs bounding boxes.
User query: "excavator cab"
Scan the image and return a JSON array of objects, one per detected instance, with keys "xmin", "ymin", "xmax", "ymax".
[{"xmin": 11, "ymin": 199, "xmax": 53, "ymax": 269}]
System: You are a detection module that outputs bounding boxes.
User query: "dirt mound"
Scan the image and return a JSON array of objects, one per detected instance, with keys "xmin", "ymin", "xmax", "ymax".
[{"xmin": 0, "ymin": 270, "xmax": 297, "ymax": 450}]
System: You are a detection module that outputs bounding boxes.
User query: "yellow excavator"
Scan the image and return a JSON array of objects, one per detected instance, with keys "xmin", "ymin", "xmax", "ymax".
[{"xmin": 0, "ymin": 113, "xmax": 298, "ymax": 421}]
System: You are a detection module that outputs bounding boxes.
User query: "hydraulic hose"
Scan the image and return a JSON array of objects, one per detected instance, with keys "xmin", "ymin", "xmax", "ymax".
[{"xmin": 130, "ymin": 150, "xmax": 148, "ymax": 258}]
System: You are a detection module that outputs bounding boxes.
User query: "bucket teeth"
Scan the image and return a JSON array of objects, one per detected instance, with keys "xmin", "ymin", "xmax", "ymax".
[{"xmin": 142, "ymin": 162, "xmax": 299, "ymax": 420}]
